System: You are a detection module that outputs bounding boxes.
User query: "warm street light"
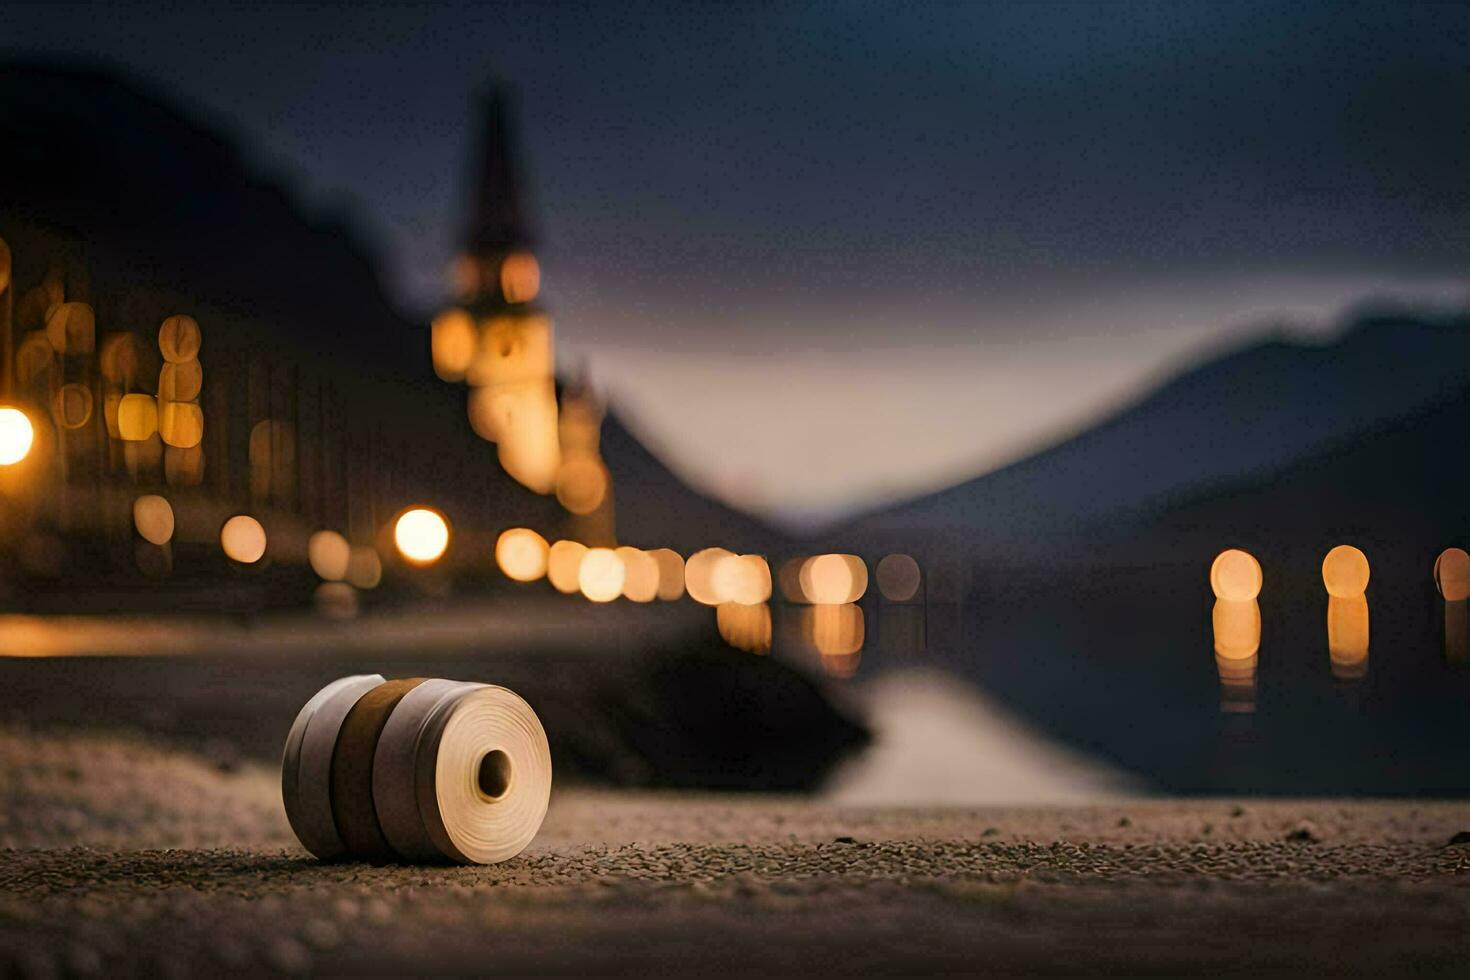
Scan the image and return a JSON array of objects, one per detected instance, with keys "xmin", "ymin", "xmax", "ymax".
[
  {"xmin": 395, "ymin": 507, "xmax": 450, "ymax": 565},
  {"xmin": 0, "ymin": 406, "xmax": 34, "ymax": 466}
]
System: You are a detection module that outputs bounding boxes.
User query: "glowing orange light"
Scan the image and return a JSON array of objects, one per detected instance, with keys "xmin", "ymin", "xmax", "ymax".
[
  {"xmin": 685, "ymin": 547, "xmax": 734, "ymax": 606},
  {"xmin": 308, "ymin": 530, "xmax": 352, "ymax": 582},
  {"xmin": 1212, "ymin": 599, "xmax": 1261, "ymax": 661},
  {"xmin": 616, "ymin": 547, "xmax": 659, "ymax": 602},
  {"xmin": 1209, "ymin": 549, "xmax": 1262, "ymax": 601},
  {"xmin": 649, "ymin": 548, "xmax": 685, "ymax": 601},
  {"xmin": 132, "ymin": 495, "xmax": 174, "ymax": 546},
  {"xmin": 876, "ymin": 554, "xmax": 921, "ymax": 602},
  {"xmin": 431, "ymin": 308, "xmax": 477, "ymax": 382},
  {"xmin": 220, "ymin": 515, "xmax": 267, "ymax": 564},
  {"xmin": 1434, "ymin": 548, "xmax": 1470, "ymax": 602},
  {"xmin": 578, "ymin": 547, "xmax": 625, "ymax": 603},
  {"xmin": 558, "ymin": 388, "xmax": 603, "ymax": 455},
  {"xmin": 117, "ymin": 394, "xmax": 158, "ymax": 442},
  {"xmin": 496, "ymin": 528, "xmax": 549, "ymax": 582},
  {"xmin": 808, "ymin": 603, "xmax": 865, "ymax": 656},
  {"xmin": 800, "ymin": 554, "xmax": 868, "ymax": 604},
  {"xmin": 717, "ymin": 602, "xmax": 772, "ymax": 653},
  {"xmin": 158, "ymin": 359, "xmax": 203, "ymax": 402},
  {"xmin": 711, "ymin": 553, "xmax": 772, "ymax": 605},
  {"xmin": 158, "ymin": 315, "xmax": 201, "ymax": 363},
  {"xmin": 158, "ymin": 401, "xmax": 204, "ymax": 449},
  {"xmin": 1446, "ymin": 596, "xmax": 1467, "ymax": 665},
  {"xmin": 1322, "ymin": 545, "xmax": 1370, "ymax": 598},
  {"xmin": 491, "ymin": 381, "xmax": 561, "ymax": 493},
  {"xmin": 467, "ymin": 314, "xmax": 553, "ymax": 388},
  {"xmin": 547, "ymin": 540, "xmax": 589, "ymax": 594},
  {"xmin": 345, "ymin": 546, "xmax": 383, "ymax": 590},
  {"xmin": 555, "ymin": 453, "xmax": 609, "ymax": 515},
  {"xmin": 500, "ymin": 252, "xmax": 541, "ymax": 304},
  {"xmin": 394, "ymin": 508, "xmax": 450, "ymax": 566},
  {"xmin": 0, "ymin": 406, "xmax": 34, "ymax": 465},
  {"xmin": 1327, "ymin": 595, "xmax": 1369, "ymax": 679},
  {"xmin": 467, "ymin": 384, "xmax": 511, "ymax": 442}
]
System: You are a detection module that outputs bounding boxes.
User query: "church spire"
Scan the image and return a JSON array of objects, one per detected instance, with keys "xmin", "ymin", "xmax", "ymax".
[{"xmin": 464, "ymin": 85, "xmax": 533, "ymax": 257}]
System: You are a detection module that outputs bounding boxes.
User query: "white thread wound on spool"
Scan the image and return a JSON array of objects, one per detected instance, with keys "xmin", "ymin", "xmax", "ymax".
[
  {"xmin": 419, "ymin": 685, "xmax": 553, "ymax": 865},
  {"xmin": 372, "ymin": 679, "xmax": 483, "ymax": 861},
  {"xmin": 292, "ymin": 674, "xmax": 385, "ymax": 859},
  {"xmin": 281, "ymin": 674, "xmax": 384, "ymax": 858}
]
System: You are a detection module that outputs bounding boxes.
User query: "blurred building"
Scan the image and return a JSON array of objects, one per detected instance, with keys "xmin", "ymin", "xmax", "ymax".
[{"xmin": 0, "ymin": 64, "xmax": 786, "ymax": 610}]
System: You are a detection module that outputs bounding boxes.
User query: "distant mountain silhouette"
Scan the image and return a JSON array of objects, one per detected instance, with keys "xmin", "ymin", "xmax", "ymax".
[
  {"xmin": 0, "ymin": 61, "xmax": 416, "ymax": 378},
  {"xmin": 837, "ymin": 311, "xmax": 1470, "ymax": 562},
  {"xmin": 837, "ymin": 312, "xmax": 1470, "ymax": 795}
]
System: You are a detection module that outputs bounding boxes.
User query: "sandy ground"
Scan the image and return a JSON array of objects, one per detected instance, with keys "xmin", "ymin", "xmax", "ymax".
[{"xmin": 3, "ymin": 728, "xmax": 1470, "ymax": 976}]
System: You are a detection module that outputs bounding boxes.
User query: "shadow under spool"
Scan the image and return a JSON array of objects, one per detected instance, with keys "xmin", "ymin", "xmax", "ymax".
[{"xmin": 330, "ymin": 677, "xmax": 429, "ymax": 859}]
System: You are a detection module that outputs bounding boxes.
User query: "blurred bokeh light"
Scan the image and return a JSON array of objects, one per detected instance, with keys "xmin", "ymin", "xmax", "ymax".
[
  {"xmin": 220, "ymin": 515, "xmax": 267, "ymax": 564},
  {"xmin": 800, "ymin": 554, "xmax": 868, "ymax": 604},
  {"xmin": 1209, "ymin": 549, "xmax": 1262, "ymax": 601},
  {"xmin": 684, "ymin": 547, "xmax": 734, "ymax": 606},
  {"xmin": 308, "ymin": 530, "xmax": 351, "ymax": 582},
  {"xmin": 578, "ymin": 546, "xmax": 625, "ymax": 602},
  {"xmin": 1212, "ymin": 599, "xmax": 1261, "ymax": 661},
  {"xmin": 157, "ymin": 314, "xmax": 201, "ymax": 363},
  {"xmin": 1322, "ymin": 545, "xmax": 1370, "ymax": 598},
  {"xmin": 648, "ymin": 548, "xmax": 685, "ymax": 601},
  {"xmin": 131, "ymin": 495, "xmax": 175, "ymax": 546},
  {"xmin": 431, "ymin": 308, "xmax": 477, "ymax": 382},
  {"xmin": 394, "ymin": 507, "xmax": 450, "ymax": 566},
  {"xmin": 0, "ymin": 406, "xmax": 35, "ymax": 465},
  {"xmin": 616, "ymin": 546, "xmax": 658, "ymax": 602},
  {"xmin": 711, "ymin": 553, "xmax": 771, "ymax": 606},
  {"xmin": 496, "ymin": 527, "xmax": 549, "ymax": 582},
  {"xmin": 1328, "ymin": 594, "xmax": 1370, "ymax": 680},
  {"xmin": 717, "ymin": 601, "xmax": 771, "ymax": 653},
  {"xmin": 547, "ymin": 539, "xmax": 589, "ymax": 594},
  {"xmin": 1434, "ymin": 548, "xmax": 1470, "ymax": 602},
  {"xmin": 345, "ymin": 546, "xmax": 383, "ymax": 590}
]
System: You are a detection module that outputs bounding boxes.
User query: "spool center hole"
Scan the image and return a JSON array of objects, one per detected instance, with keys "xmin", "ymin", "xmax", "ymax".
[{"xmin": 477, "ymin": 750, "xmax": 512, "ymax": 801}]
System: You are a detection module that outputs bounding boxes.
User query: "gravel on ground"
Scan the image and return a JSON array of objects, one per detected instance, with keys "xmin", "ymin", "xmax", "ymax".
[{"xmin": 4, "ymin": 727, "xmax": 1470, "ymax": 976}]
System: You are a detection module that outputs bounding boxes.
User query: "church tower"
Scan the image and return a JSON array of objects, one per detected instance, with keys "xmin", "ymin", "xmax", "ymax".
[{"xmin": 431, "ymin": 86, "xmax": 613, "ymax": 544}]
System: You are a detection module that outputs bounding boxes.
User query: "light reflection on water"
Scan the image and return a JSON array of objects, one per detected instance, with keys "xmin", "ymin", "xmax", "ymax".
[
  {"xmin": 1327, "ymin": 594, "xmax": 1369, "ymax": 681},
  {"xmin": 1445, "ymin": 600, "xmax": 1467, "ymax": 665}
]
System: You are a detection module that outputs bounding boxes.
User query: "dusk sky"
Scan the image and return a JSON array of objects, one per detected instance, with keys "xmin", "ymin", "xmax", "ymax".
[{"xmin": 8, "ymin": 1, "xmax": 1469, "ymax": 525}]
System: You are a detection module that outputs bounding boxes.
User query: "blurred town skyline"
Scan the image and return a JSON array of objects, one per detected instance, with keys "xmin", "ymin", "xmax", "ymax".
[{"xmin": 8, "ymin": 1, "xmax": 1469, "ymax": 524}]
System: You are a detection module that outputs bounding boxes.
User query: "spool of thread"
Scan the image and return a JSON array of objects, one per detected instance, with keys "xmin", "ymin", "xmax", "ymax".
[
  {"xmin": 282, "ymin": 675, "xmax": 552, "ymax": 865},
  {"xmin": 281, "ymin": 673, "xmax": 384, "ymax": 860},
  {"xmin": 416, "ymin": 685, "xmax": 553, "ymax": 865},
  {"xmin": 330, "ymin": 677, "xmax": 429, "ymax": 859},
  {"xmin": 373, "ymin": 679, "xmax": 483, "ymax": 861}
]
